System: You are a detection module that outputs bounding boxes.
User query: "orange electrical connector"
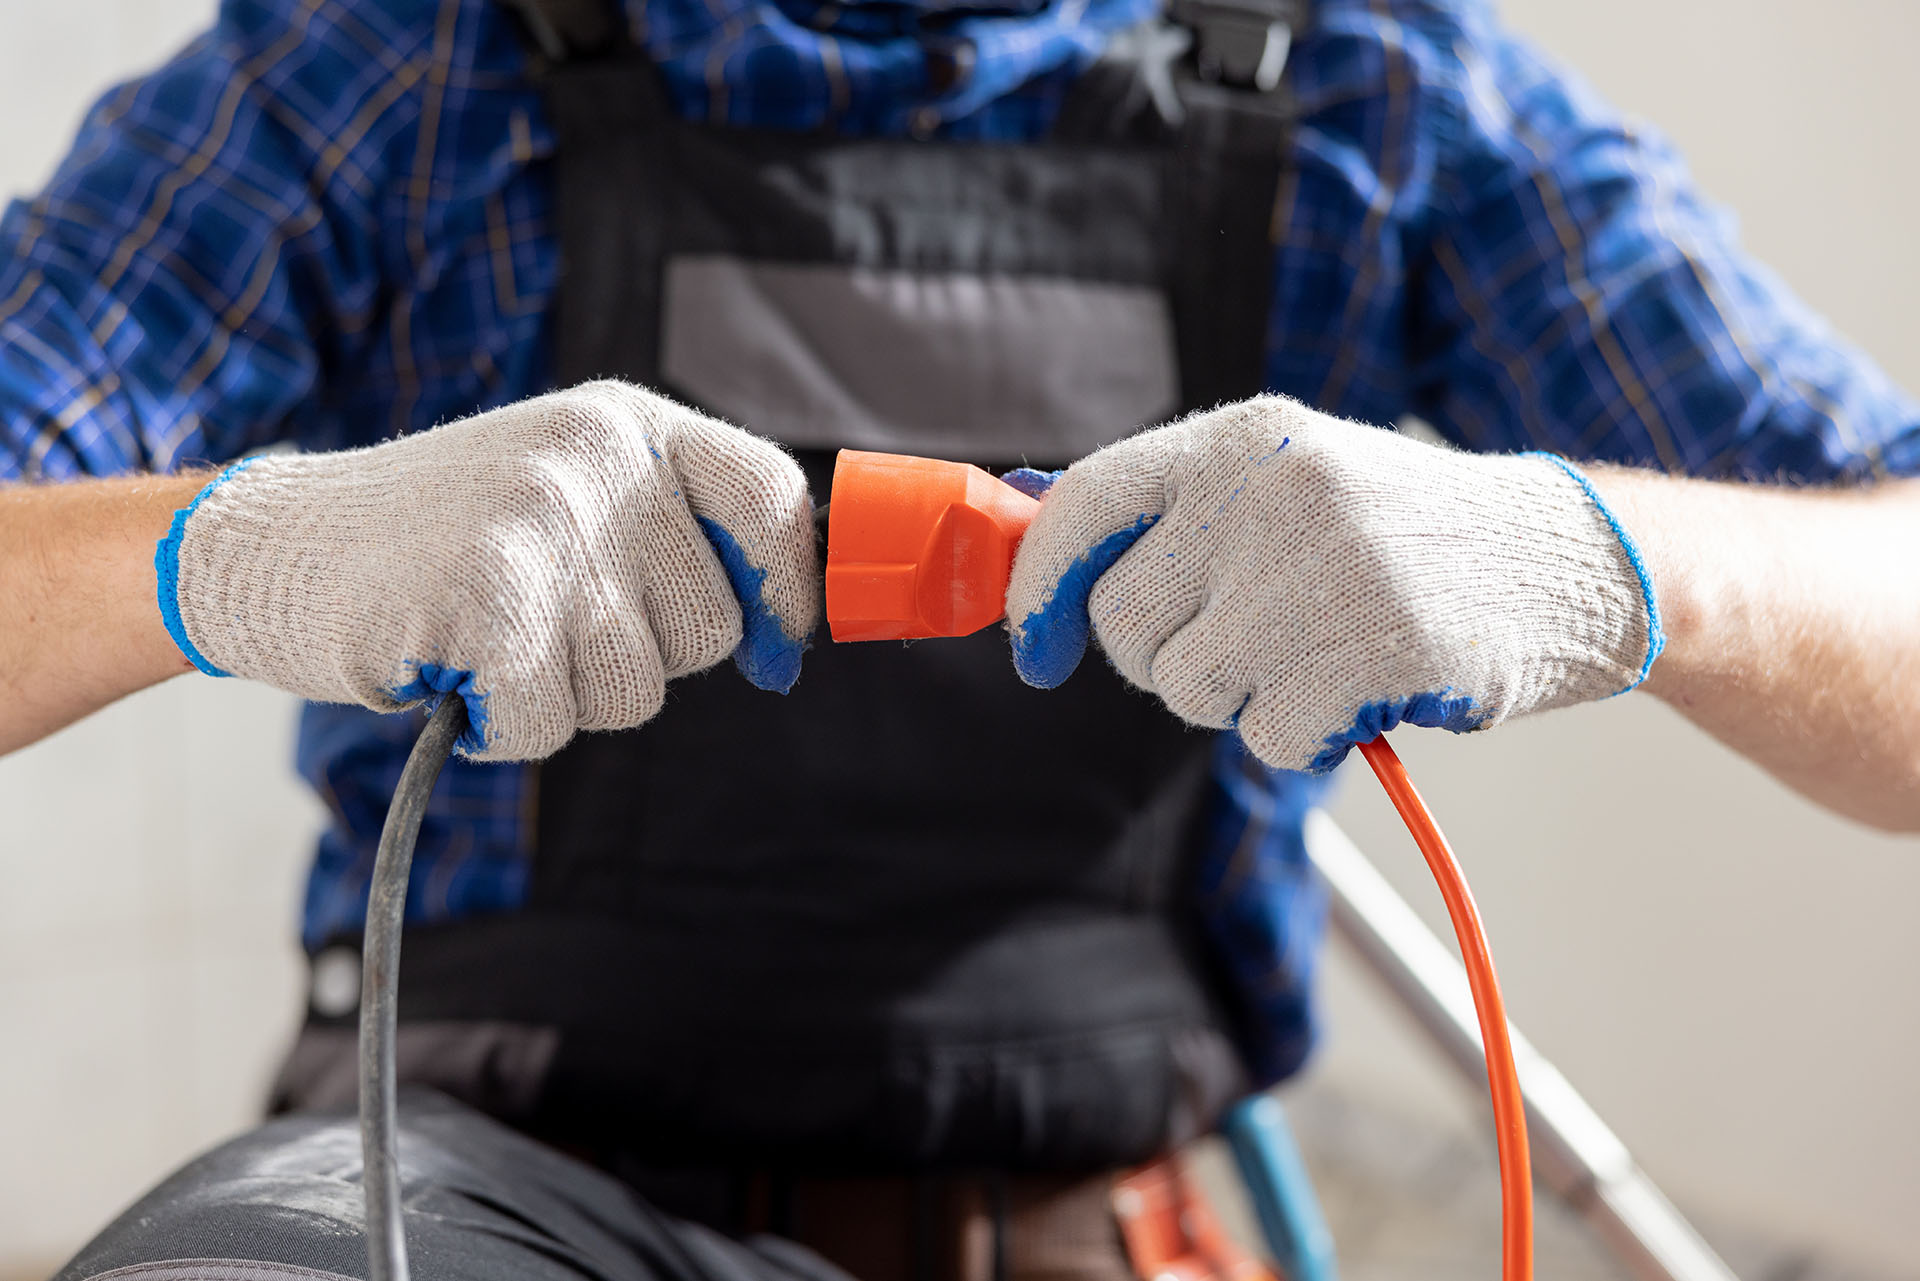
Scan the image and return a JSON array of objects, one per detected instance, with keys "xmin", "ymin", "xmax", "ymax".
[{"xmin": 825, "ymin": 449, "xmax": 1041, "ymax": 642}]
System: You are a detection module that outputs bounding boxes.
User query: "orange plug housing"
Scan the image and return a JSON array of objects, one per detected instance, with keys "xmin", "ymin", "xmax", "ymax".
[{"xmin": 825, "ymin": 449, "xmax": 1042, "ymax": 642}]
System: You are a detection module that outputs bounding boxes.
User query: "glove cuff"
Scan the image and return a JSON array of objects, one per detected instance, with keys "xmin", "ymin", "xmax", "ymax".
[
  {"xmin": 1521, "ymin": 451, "xmax": 1666, "ymax": 693},
  {"xmin": 154, "ymin": 459, "xmax": 258, "ymax": 679}
]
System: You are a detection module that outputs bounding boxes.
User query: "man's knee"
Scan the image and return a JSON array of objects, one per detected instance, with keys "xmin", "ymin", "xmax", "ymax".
[
  {"xmin": 53, "ymin": 1091, "xmax": 855, "ymax": 1281},
  {"xmin": 53, "ymin": 1110, "xmax": 374, "ymax": 1281}
]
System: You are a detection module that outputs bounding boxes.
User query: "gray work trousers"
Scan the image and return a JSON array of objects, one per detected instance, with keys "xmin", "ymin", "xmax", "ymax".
[{"xmin": 53, "ymin": 1090, "xmax": 850, "ymax": 1281}]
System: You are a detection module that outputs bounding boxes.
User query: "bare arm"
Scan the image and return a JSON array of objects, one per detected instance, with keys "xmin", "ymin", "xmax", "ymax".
[
  {"xmin": 1591, "ymin": 468, "xmax": 1920, "ymax": 832},
  {"xmin": 0, "ymin": 475, "xmax": 206, "ymax": 754}
]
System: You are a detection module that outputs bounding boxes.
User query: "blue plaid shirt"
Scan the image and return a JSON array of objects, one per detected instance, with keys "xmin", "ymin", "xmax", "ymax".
[{"xmin": 4, "ymin": 0, "xmax": 1916, "ymax": 1085}]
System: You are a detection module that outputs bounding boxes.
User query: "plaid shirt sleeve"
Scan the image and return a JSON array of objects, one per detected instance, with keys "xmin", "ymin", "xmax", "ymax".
[
  {"xmin": 0, "ymin": 0, "xmax": 447, "ymax": 481},
  {"xmin": 1405, "ymin": 2, "xmax": 1920, "ymax": 480}
]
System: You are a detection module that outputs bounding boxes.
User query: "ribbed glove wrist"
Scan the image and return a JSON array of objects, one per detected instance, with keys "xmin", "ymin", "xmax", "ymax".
[
  {"xmin": 157, "ymin": 381, "xmax": 819, "ymax": 760},
  {"xmin": 1007, "ymin": 395, "xmax": 1662, "ymax": 773}
]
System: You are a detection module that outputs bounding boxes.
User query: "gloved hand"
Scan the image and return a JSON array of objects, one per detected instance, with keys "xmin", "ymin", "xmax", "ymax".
[
  {"xmin": 1006, "ymin": 395, "xmax": 1662, "ymax": 773},
  {"xmin": 156, "ymin": 381, "xmax": 818, "ymax": 760}
]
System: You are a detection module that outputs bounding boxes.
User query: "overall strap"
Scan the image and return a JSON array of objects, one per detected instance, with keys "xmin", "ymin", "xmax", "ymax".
[
  {"xmin": 1056, "ymin": 0, "xmax": 1305, "ymax": 408},
  {"xmin": 1178, "ymin": 0, "xmax": 1304, "ymax": 407},
  {"xmin": 1171, "ymin": 73, "xmax": 1294, "ymax": 410},
  {"xmin": 501, "ymin": 0, "xmax": 673, "ymax": 386}
]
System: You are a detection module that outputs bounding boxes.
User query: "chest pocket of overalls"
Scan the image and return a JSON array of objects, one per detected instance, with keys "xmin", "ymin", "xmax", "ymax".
[{"xmin": 524, "ymin": 3, "xmax": 1297, "ymax": 468}]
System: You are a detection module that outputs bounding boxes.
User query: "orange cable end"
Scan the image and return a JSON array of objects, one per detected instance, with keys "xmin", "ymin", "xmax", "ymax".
[{"xmin": 824, "ymin": 449, "xmax": 1041, "ymax": 642}]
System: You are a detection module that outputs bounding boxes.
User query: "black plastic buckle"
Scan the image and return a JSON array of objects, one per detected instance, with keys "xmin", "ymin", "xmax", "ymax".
[{"xmin": 1170, "ymin": 0, "xmax": 1298, "ymax": 91}]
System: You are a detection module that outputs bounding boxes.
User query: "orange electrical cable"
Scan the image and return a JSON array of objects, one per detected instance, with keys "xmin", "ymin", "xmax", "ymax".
[{"xmin": 1357, "ymin": 735, "xmax": 1533, "ymax": 1281}]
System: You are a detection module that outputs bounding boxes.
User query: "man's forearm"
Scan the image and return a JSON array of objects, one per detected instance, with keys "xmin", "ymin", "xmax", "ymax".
[
  {"xmin": 0, "ymin": 474, "xmax": 204, "ymax": 755},
  {"xmin": 1590, "ymin": 467, "xmax": 1920, "ymax": 832}
]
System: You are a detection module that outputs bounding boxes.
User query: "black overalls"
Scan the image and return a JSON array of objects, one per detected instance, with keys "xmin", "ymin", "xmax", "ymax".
[
  {"xmin": 57, "ymin": 7, "xmax": 1310, "ymax": 1281},
  {"xmin": 280, "ymin": 0, "xmax": 1298, "ymax": 1179}
]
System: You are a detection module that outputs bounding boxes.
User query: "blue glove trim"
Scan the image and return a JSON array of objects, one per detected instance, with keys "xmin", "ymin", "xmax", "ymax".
[
  {"xmin": 696, "ymin": 515, "xmax": 808, "ymax": 693},
  {"xmin": 1523, "ymin": 452, "xmax": 1667, "ymax": 691},
  {"xmin": 388, "ymin": 662, "xmax": 491, "ymax": 756},
  {"xmin": 1010, "ymin": 513, "xmax": 1159, "ymax": 689},
  {"xmin": 152, "ymin": 458, "xmax": 256, "ymax": 679},
  {"xmin": 999, "ymin": 467, "xmax": 1063, "ymax": 499},
  {"xmin": 1300, "ymin": 690, "xmax": 1484, "ymax": 774}
]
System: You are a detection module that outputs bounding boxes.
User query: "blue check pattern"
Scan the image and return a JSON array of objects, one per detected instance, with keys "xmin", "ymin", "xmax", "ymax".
[{"xmin": 4, "ymin": 0, "xmax": 1916, "ymax": 1085}]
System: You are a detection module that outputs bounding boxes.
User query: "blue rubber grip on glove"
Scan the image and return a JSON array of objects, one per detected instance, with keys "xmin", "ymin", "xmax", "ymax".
[
  {"xmin": 698, "ymin": 516, "xmax": 808, "ymax": 694},
  {"xmin": 1010, "ymin": 511, "xmax": 1159, "ymax": 690},
  {"xmin": 1001, "ymin": 466, "xmax": 1170, "ymax": 690}
]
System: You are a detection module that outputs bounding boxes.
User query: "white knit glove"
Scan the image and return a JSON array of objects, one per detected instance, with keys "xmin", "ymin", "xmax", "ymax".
[
  {"xmin": 155, "ymin": 381, "xmax": 819, "ymax": 761},
  {"xmin": 1006, "ymin": 395, "xmax": 1662, "ymax": 773}
]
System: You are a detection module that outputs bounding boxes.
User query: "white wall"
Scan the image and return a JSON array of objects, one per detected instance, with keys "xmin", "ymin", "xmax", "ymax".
[{"xmin": 0, "ymin": 1, "xmax": 1915, "ymax": 1277}]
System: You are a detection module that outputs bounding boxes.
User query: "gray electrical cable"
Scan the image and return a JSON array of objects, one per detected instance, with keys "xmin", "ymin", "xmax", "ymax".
[{"xmin": 359, "ymin": 695, "xmax": 469, "ymax": 1281}]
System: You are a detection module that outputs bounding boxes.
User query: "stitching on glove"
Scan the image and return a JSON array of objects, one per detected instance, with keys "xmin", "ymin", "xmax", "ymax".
[
  {"xmin": 1011, "ymin": 513, "xmax": 1159, "ymax": 689},
  {"xmin": 695, "ymin": 516, "xmax": 808, "ymax": 694},
  {"xmin": 154, "ymin": 458, "xmax": 256, "ymax": 679},
  {"xmin": 1524, "ymin": 452, "xmax": 1667, "ymax": 690},
  {"xmin": 388, "ymin": 661, "xmax": 490, "ymax": 755},
  {"xmin": 1303, "ymin": 690, "xmax": 1484, "ymax": 774}
]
